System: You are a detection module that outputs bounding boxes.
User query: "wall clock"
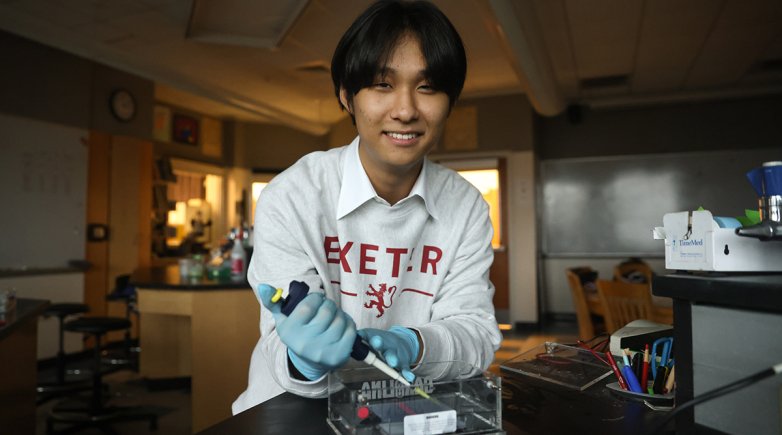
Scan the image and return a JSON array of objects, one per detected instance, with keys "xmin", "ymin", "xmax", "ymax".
[{"xmin": 109, "ymin": 89, "xmax": 136, "ymax": 122}]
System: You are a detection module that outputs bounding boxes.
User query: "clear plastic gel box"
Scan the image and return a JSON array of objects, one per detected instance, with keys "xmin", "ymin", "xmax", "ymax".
[{"xmin": 327, "ymin": 361, "xmax": 503, "ymax": 435}]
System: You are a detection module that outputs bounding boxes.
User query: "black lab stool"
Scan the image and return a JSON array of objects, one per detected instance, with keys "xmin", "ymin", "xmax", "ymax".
[
  {"xmin": 37, "ymin": 303, "xmax": 91, "ymax": 403},
  {"xmin": 47, "ymin": 317, "xmax": 158, "ymax": 434},
  {"xmin": 104, "ymin": 274, "xmax": 140, "ymax": 371}
]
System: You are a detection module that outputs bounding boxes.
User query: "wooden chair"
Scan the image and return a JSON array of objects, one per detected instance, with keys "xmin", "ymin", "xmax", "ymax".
[
  {"xmin": 566, "ymin": 268, "xmax": 605, "ymax": 340},
  {"xmin": 613, "ymin": 261, "xmax": 654, "ymax": 283},
  {"xmin": 596, "ymin": 279, "xmax": 656, "ymax": 334}
]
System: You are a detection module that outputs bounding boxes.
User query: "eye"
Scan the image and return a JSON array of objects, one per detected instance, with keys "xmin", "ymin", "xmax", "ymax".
[
  {"xmin": 418, "ymin": 84, "xmax": 435, "ymax": 93},
  {"xmin": 372, "ymin": 82, "xmax": 392, "ymax": 90}
]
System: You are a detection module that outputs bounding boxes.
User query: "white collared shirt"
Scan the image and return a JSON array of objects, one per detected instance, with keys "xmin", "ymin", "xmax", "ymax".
[{"xmin": 337, "ymin": 136, "xmax": 437, "ymax": 220}]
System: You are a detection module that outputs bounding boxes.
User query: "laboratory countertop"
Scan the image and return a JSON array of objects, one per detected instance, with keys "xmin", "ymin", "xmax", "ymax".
[
  {"xmin": 197, "ymin": 372, "xmax": 679, "ymax": 435},
  {"xmin": 0, "ymin": 298, "xmax": 49, "ymax": 341},
  {"xmin": 0, "ymin": 265, "xmax": 88, "ymax": 278},
  {"xmin": 652, "ymin": 272, "xmax": 782, "ymax": 313},
  {"xmin": 130, "ymin": 266, "xmax": 250, "ymax": 291}
]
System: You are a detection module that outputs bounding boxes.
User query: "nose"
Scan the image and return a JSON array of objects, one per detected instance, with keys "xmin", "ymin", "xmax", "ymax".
[{"xmin": 390, "ymin": 89, "xmax": 419, "ymax": 123}]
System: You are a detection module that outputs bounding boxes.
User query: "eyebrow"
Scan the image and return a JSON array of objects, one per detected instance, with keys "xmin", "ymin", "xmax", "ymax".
[{"xmin": 377, "ymin": 66, "xmax": 429, "ymax": 80}]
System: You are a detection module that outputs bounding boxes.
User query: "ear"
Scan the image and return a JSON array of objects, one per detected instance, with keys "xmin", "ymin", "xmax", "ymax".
[{"xmin": 339, "ymin": 88, "xmax": 353, "ymax": 114}]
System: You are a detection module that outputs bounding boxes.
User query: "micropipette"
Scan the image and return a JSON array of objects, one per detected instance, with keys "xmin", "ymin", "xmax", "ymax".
[{"xmin": 270, "ymin": 281, "xmax": 431, "ymax": 399}]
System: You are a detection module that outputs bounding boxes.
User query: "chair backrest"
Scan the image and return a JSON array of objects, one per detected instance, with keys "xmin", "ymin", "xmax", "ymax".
[
  {"xmin": 596, "ymin": 279, "xmax": 655, "ymax": 334},
  {"xmin": 614, "ymin": 261, "xmax": 653, "ymax": 284},
  {"xmin": 566, "ymin": 269, "xmax": 590, "ymax": 315},
  {"xmin": 566, "ymin": 267, "xmax": 601, "ymax": 339}
]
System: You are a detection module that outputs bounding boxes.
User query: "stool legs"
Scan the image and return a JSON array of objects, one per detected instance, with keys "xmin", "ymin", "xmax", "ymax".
[
  {"xmin": 38, "ymin": 313, "xmax": 91, "ymax": 405},
  {"xmin": 90, "ymin": 333, "xmax": 104, "ymax": 414},
  {"xmin": 47, "ymin": 321, "xmax": 158, "ymax": 434},
  {"xmin": 56, "ymin": 314, "xmax": 66, "ymax": 384}
]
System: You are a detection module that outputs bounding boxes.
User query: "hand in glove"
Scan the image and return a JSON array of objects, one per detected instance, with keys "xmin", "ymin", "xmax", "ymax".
[
  {"xmin": 357, "ymin": 326, "xmax": 420, "ymax": 382},
  {"xmin": 258, "ymin": 283, "xmax": 356, "ymax": 380}
]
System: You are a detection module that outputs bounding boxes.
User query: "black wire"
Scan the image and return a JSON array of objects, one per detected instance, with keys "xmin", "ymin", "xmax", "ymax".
[{"xmin": 648, "ymin": 365, "xmax": 779, "ymax": 435}]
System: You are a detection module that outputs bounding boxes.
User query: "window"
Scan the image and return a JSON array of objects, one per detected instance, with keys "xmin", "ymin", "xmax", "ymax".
[
  {"xmin": 251, "ymin": 181, "xmax": 268, "ymax": 223},
  {"xmin": 250, "ymin": 172, "xmax": 277, "ymax": 223},
  {"xmin": 458, "ymin": 169, "xmax": 502, "ymax": 249},
  {"xmin": 436, "ymin": 158, "xmax": 503, "ymax": 249}
]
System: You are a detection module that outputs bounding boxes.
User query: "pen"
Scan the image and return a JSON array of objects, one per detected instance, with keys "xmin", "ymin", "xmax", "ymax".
[
  {"xmin": 641, "ymin": 344, "xmax": 650, "ymax": 390},
  {"xmin": 661, "ymin": 340, "xmax": 671, "ymax": 368},
  {"xmin": 653, "ymin": 366, "xmax": 668, "ymax": 394},
  {"xmin": 632, "ymin": 352, "xmax": 643, "ymax": 380},
  {"xmin": 664, "ymin": 365, "xmax": 676, "ymax": 394},
  {"xmin": 622, "ymin": 349, "xmax": 643, "ymax": 393},
  {"xmin": 605, "ymin": 351, "xmax": 628, "ymax": 390}
]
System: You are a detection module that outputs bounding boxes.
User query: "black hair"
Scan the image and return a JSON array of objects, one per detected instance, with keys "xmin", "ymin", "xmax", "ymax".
[{"xmin": 331, "ymin": 0, "xmax": 467, "ymax": 118}]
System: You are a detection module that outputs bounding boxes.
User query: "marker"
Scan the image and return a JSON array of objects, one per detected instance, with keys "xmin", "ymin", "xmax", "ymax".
[
  {"xmin": 641, "ymin": 344, "xmax": 650, "ymax": 390},
  {"xmin": 653, "ymin": 366, "xmax": 668, "ymax": 394},
  {"xmin": 622, "ymin": 349, "xmax": 643, "ymax": 393},
  {"xmin": 664, "ymin": 365, "xmax": 676, "ymax": 394},
  {"xmin": 605, "ymin": 351, "xmax": 628, "ymax": 390}
]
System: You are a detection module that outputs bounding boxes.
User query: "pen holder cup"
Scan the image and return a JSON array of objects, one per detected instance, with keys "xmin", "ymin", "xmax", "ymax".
[{"xmin": 327, "ymin": 361, "xmax": 502, "ymax": 435}]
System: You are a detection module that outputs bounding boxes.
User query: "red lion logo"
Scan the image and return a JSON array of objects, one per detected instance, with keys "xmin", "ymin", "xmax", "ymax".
[{"xmin": 363, "ymin": 283, "xmax": 397, "ymax": 318}]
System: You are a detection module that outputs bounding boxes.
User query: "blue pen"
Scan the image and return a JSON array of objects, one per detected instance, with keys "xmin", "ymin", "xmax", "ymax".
[
  {"xmin": 621, "ymin": 349, "xmax": 644, "ymax": 393},
  {"xmin": 660, "ymin": 341, "xmax": 671, "ymax": 367},
  {"xmin": 662, "ymin": 340, "xmax": 672, "ymax": 368},
  {"xmin": 651, "ymin": 337, "xmax": 674, "ymax": 379}
]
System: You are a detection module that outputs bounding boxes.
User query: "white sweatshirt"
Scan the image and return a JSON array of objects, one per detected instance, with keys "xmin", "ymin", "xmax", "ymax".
[{"xmin": 232, "ymin": 137, "xmax": 502, "ymax": 414}]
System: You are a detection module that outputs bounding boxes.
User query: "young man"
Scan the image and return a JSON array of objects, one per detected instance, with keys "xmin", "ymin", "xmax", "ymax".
[{"xmin": 232, "ymin": 0, "xmax": 501, "ymax": 413}]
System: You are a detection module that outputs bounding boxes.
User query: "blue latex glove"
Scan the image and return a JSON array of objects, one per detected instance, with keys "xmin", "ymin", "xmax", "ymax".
[
  {"xmin": 357, "ymin": 326, "xmax": 420, "ymax": 382},
  {"xmin": 258, "ymin": 284, "xmax": 357, "ymax": 380}
]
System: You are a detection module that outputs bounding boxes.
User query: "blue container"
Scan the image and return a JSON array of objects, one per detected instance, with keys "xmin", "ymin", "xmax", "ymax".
[{"xmin": 746, "ymin": 162, "xmax": 782, "ymax": 196}]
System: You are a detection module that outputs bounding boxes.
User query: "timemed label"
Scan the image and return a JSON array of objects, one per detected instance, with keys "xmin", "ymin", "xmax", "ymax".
[{"xmin": 403, "ymin": 410, "xmax": 456, "ymax": 435}]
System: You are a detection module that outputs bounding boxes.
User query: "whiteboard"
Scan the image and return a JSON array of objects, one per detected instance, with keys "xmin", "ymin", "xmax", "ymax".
[
  {"xmin": 0, "ymin": 114, "xmax": 88, "ymax": 269},
  {"xmin": 541, "ymin": 148, "xmax": 780, "ymax": 257}
]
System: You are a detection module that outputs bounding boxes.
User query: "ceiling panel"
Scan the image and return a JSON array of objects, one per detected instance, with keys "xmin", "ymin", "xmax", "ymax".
[
  {"xmin": 533, "ymin": 0, "xmax": 579, "ymax": 97},
  {"xmin": 1, "ymin": 0, "xmax": 781, "ymax": 129},
  {"xmin": 284, "ymin": 0, "xmax": 349, "ymax": 62},
  {"xmin": 685, "ymin": 0, "xmax": 782, "ymax": 88},
  {"xmin": 565, "ymin": 0, "xmax": 643, "ymax": 79},
  {"xmin": 632, "ymin": 0, "xmax": 723, "ymax": 93}
]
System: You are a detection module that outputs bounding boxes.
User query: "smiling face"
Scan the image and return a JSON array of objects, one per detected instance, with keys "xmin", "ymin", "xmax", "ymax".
[{"xmin": 340, "ymin": 33, "xmax": 450, "ymax": 192}]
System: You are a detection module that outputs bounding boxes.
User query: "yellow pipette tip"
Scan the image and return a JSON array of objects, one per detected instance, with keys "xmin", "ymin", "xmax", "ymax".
[
  {"xmin": 413, "ymin": 387, "xmax": 430, "ymax": 399},
  {"xmin": 271, "ymin": 288, "xmax": 283, "ymax": 303}
]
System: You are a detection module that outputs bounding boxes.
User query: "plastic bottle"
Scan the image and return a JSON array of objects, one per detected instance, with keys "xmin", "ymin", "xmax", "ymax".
[{"xmin": 230, "ymin": 230, "xmax": 247, "ymax": 278}]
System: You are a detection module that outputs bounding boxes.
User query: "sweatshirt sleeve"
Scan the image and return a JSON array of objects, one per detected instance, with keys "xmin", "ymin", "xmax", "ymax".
[
  {"xmin": 245, "ymin": 185, "xmax": 330, "ymax": 398},
  {"xmin": 413, "ymin": 194, "xmax": 502, "ymax": 380}
]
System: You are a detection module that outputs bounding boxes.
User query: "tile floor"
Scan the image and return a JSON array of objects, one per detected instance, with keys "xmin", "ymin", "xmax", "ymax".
[{"xmin": 36, "ymin": 321, "xmax": 578, "ymax": 434}]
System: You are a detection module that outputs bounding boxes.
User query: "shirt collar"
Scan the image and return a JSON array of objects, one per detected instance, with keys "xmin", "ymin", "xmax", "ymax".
[{"xmin": 337, "ymin": 136, "xmax": 438, "ymax": 220}]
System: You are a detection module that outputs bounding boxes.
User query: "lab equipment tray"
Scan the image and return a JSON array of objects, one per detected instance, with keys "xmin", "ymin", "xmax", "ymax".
[{"xmin": 500, "ymin": 342, "xmax": 612, "ymax": 391}]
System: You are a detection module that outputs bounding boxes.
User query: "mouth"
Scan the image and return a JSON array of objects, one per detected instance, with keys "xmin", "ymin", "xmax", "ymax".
[{"xmin": 384, "ymin": 131, "xmax": 421, "ymax": 141}]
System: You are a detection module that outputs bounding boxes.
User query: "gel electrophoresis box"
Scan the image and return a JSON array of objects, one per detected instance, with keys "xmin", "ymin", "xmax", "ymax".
[{"xmin": 327, "ymin": 361, "xmax": 503, "ymax": 435}]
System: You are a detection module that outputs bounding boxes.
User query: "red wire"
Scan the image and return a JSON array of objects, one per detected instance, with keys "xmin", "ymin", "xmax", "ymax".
[{"xmin": 577, "ymin": 340, "xmax": 610, "ymax": 366}]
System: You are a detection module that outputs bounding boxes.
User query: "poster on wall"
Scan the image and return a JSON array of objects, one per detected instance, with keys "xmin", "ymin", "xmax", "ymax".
[
  {"xmin": 153, "ymin": 105, "xmax": 172, "ymax": 142},
  {"xmin": 172, "ymin": 114, "xmax": 199, "ymax": 145},
  {"xmin": 442, "ymin": 105, "xmax": 477, "ymax": 151},
  {"xmin": 201, "ymin": 116, "xmax": 222, "ymax": 157}
]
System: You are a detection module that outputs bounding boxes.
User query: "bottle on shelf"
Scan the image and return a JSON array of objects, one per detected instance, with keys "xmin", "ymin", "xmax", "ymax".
[{"xmin": 230, "ymin": 229, "xmax": 247, "ymax": 279}]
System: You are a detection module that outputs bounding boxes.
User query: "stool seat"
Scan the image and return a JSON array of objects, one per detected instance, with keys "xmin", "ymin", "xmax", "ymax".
[
  {"xmin": 44, "ymin": 303, "xmax": 89, "ymax": 318},
  {"xmin": 106, "ymin": 292, "xmax": 136, "ymax": 302},
  {"xmin": 65, "ymin": 317, "xmax": 131, "ymax": 334}
]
